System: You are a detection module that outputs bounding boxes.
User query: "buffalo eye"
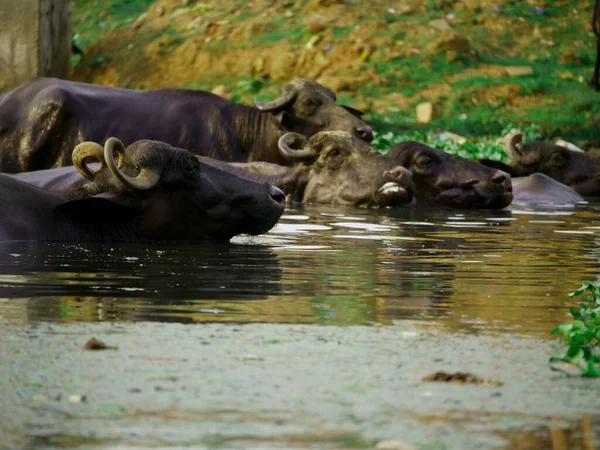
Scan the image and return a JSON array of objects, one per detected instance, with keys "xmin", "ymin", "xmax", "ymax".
[
  {"xmin": 549, "ymin": 151, "xmax": 568, "ymax": 168},
  {"xmin": 416, "ymin": 155, "xmax": 432, "ymax": 168},
  {"xmin": 303, "ymin": 98, "xmax": 320, "ymax": 108},
  {"xmin": 327, "ymin": 148, "xmax": 341, "ymax": 158}
]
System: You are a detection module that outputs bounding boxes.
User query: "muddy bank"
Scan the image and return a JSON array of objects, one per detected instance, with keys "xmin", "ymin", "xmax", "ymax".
[{"xmin": 1, "ymin": 322, "xmax": 598, "ymax": 449}]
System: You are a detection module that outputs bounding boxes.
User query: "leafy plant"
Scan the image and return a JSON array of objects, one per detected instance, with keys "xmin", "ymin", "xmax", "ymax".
[
  {"xmin": 371, "ymin": 129, "xmax": 509, "ymax": 162},
  {"xmin": 550, "ymin": 281, "xmax": 600, "ymax": 378}
]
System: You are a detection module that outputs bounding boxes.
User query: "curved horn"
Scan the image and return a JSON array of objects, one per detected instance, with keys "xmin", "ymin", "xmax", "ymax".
[
  {"xmin": 104, "ymin": 137, "xmax": 161, "ymax": 190},
  {"xmin": 505, "ymin": 132, "xmax": 524, "ymax": 155},
  {"xmin": 72, "ymin": 142, "xmax": 106, "ymax": 181},
  {"xmin": 253, "ymin": 85, "xmax": 297, "ymax": 112},
  {"xmin": 278, "ymin": 132, "xmax": 316, "ymax": 161}
]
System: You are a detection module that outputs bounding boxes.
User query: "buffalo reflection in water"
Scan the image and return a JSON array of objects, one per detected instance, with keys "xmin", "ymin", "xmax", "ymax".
[{"xmin": 0, "ymin": 241, "xmax": 283, "ymax": 324}]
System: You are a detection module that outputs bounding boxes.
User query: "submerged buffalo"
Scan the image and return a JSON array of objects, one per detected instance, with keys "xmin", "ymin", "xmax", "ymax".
[
  {"xmin": 388, "ymin": 141, "xmax": 512, "ymax": 208},
  {"xmin": 511, "ymin": 173, "xmax": 585, "ymax": 205},
  {"xmin": 0, "ymin": 77, "xmax": 372, "ymax": 172},
  {"xmin": 14, "ymin": 132, "xmax": 414, "ymax": 208},
  {"xmin": 479, "ymin": 133, "xmax": 600, "ymax": 197},
  {"xmin": 226, "ymin": 131, "xmax": 414, "ymax": 207},
  {"xmin": 0, "ymin": 138, "xmax": 285, "ymax": 241}
]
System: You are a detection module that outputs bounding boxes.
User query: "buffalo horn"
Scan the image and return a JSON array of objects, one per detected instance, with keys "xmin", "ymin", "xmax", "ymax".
[
  {"xmin": 278, "ymin": 132, "xmax": 316, "ymax": 161},
  {"xmin": 72, "ymin": 142, "xmax": 107, "ymax": 181},
  {"xmin": 506, "ymin": 132, "xmax": 524, "ymax": 155},
  {"xmin": 104, "ymin": 137, "xmax": 161, "ymax": 190},
  {"xmin": 253, "ymin": 85, "xmax": 297, "ymax": 112}
]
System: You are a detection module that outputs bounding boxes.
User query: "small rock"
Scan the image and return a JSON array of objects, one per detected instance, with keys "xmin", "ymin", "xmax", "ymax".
[
  {"xmin": 506, "ymin": 66, "xmax": 533, "ymax": 77},
  {"xmin": 211, "ymin": 85, "xmax": 228, "ymax": 98},
  {"xmin": 170, "ymin": 8, "xmax": 190, "ymax": 20},
  {"xmin": 305, "ymin": 15, "xmax": 328, "ymax": 34},
  {"xmin": 67, "ymin": 394, "xmax": 87, "ymax": 403},
  {"xmin": 186, "ymin": 16, "xmax": 203, "ymax": 30},
  {"xmin": 132, "ymin": 12, "xmax": 148, "ymax": 30},
  {"xmin": 155, "ymin": 5, "xmax": 165, "ymax": 17},
  {"xmin": 83, "ymin": 338, "xmax": 117, "ymax": 350},
  {"xmin": 422, "ymin": 371, "xmax": 503, "ymax": 386},
  {"xmin": 240, "ymin": 354, "xmax": 264, "ymax": 361},
  {"xmin": 375, "ymin": 439, "xmax": 417, "ymax": 450},
  {"xmin": 416, "ymin": 102, "xmax": 434, "ymax": 124},
  {"xmin": 429, "ymin": 18, "xmax": 452, "ymax": 31},
  {"xmin": 395, "ymin": 5, "xmax": 414, "ymax": 15}
]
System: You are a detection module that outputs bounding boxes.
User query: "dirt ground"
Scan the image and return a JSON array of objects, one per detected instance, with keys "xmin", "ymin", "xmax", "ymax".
[
  {"xmin": 70, "ymin": 0, "xmax": 598, "ymax": 141},
  {"xmin": 1, "ymin": 322, "xmax": 599, "ymax": 449}
]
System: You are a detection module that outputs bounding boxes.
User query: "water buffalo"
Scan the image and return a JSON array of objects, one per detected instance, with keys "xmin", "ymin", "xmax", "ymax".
[
  {"xmin": 479, "ymin": 133, "xmax": 600, "ymax": 197},
  {"xmin": 0, "ymin": 77, "xmax": 372, "ymax": 172},
  {"xmin": 227, "ymin": 131, "xmax": 415, "ymax": 207},
  {"xmin": 388, "ymin": 141, "xmax": 512, "ymax": 208},
  {"xmin": 0, "ymin": 138, "xmax": 285, "ymax": 241},
  {"xmin": 511, "ymin": 173, "xmax": 585, "ymax": 205},
  {"xmin": 13, "ymin": 132, "xmax": 414, "ymax": 208}
]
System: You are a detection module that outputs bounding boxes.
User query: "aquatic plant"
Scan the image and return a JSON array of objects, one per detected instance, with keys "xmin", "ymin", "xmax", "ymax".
[{"xmin": 550, "ymin": 281, "xmax": 600, "ymax": 378}]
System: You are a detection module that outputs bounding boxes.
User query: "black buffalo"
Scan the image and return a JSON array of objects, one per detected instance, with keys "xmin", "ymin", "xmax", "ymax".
[
  {"xmin": 14, "ymin": 132, "xmax": 414, "ymax": 208},
  {"xmin": 511, "ymin": 173, "xmax": 585, "ymax": 205},
  {"xmin": 479, "ymin": 133, "xmax": 600, "ymax": 197},
  {"xmin": 0, "ymin": 77, "xmax": 372, "ymax": 172},
  {"xmin": 0, "ymin": 138, "xmax": 285, "ymax": 241},
  {"xmin": 388, "ymin": 141, "xmax": 513, "ymax": 208}
]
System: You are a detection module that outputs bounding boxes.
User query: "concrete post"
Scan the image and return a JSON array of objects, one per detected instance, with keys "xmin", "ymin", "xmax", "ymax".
[{"xmin": 0, "ymin": 0, "xmax": 71, "ymax": 93}]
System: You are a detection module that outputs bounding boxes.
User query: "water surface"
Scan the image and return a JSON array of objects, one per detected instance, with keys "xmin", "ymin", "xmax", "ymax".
[{"xmin": 2, "ymin": 203, "xmax": 599, "ymax": 337}]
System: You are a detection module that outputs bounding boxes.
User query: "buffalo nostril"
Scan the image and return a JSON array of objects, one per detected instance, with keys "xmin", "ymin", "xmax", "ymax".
[
  {"xmin": 492, "ymin": 173, "xmax": 507, "ymax": 184},
  {"xmin": 355, "ymin": 126, "xmax": 374, "ymax": 142},
  {"xmin": 385, "ymin": 166, "xmax": 412, "ymax": 183},
  {"xmin": 269, "ymin": 186, "xmax": 285, "ymax": 204}
]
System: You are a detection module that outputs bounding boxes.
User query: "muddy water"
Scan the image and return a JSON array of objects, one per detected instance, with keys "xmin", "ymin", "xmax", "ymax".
[
  {"xmin": 1, "ymin": 204, "xmax": 599, "ymax": 336},
  {"xmin": 2, "ymin": 204, "xmax": 600, "ymax": 450}
]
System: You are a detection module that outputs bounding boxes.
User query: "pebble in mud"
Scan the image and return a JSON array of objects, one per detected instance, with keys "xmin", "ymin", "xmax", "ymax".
[
  {"xmin": 83, "ymin": 338, "xmax": 117, "ymax": 351},
  {"xmin": 375, "ymin": 439, "xmax": 417, "ymax": 450}
]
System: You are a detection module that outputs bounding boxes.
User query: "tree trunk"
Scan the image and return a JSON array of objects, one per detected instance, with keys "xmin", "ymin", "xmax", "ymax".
[{"xmin": 0, "ymin": 0, "xmax": 71, "ymax": 94}]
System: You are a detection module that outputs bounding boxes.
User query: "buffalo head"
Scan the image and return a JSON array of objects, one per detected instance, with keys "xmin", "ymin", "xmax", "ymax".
[
  {"xmin": 275, "ymin": 131, "xmax": 413, "ymax": 207},
  {"xmin": 389, "ymin": 141, "xmax": 512, "ymax": 209},
  {"xmin": 254, "ymin": 78, "xmax": 373, "ymax": 142},
  {"xmin": 501, "ymin": 133, "xmax": 600, "ymax": 197},
  {"xmin": 57, "ymin": 138, "xmax": 285, "ymax": 241}
]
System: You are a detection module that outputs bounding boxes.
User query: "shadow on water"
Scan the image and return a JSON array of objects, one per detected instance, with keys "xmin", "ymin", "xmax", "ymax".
[
  {"xmin": 0, "ymin": 242, "xmax": 283, "ymax": 323},
  {"xmin": 0, "ymin": 203, "xmax": 599, "ymax": 334}
]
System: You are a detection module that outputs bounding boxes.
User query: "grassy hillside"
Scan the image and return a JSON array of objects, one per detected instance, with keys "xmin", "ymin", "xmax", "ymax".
[{"xmin": 71, "ymin": 0, "xmax": 599, "ymax": 158}]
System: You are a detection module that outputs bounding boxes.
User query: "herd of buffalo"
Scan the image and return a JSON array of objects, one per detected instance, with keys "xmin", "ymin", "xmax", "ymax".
[{"xmin": 0, "ymin": 77, "xmax": 597, "ymax": 241}]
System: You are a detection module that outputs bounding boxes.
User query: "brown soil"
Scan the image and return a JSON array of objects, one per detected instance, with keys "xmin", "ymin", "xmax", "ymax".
[{"xmin": 71, "ymin": 0, "xmax": 595, "ymax": 130}]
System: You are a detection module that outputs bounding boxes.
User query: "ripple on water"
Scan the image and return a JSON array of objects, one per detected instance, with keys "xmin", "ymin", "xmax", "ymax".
[{"xmin": 0, "ymin": 203, "xmax": 599, "ymax": 337}]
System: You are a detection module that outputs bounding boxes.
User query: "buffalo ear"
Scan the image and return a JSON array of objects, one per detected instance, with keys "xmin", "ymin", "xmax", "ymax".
[
  {"xmin": 54, "ymin": 192, "xmax": 139, "ymax": 227},
  {"xmin": 342, "ymin": 105, "xmax": 366, "ymax": 118},
  {"xmin": 549, "ymin": 150, "xmax": 570, "ymax": 168},
  {"xmin": 272, "ymin": 111, "xmax": 291, "ymax": 131}
]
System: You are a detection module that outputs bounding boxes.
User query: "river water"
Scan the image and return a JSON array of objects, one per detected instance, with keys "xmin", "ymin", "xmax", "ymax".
[
  {"xmin": 1, "ymin": 203, "xmax": 599, "ymax": 336},
  {"xmin": 2, "ymin": 204, "xmax": 600, "ymax": 450}
]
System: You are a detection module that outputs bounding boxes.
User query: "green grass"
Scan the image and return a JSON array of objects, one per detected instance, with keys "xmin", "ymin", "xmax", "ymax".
[
  {"xmin": 71, "ymin": 0, "xmax": 600, "ymax": 157},
  {"xmin": 72, "ymin": 0, "xmax": 154, "ymax": 49},
  {"xmin": 550, "ymin": 281, "xmax": 600, "ymax": 378}
]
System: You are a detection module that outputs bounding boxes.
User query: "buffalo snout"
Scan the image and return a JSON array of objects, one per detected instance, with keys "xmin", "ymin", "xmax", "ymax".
[{"xmin": 377, "ymin": 165, "xmax": 415, "ymax": 207}]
